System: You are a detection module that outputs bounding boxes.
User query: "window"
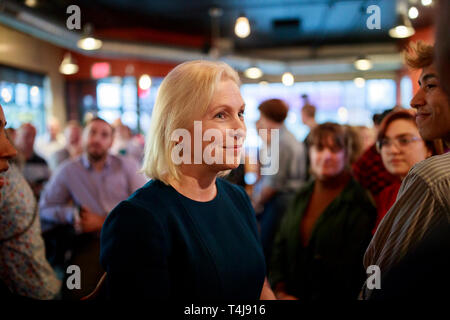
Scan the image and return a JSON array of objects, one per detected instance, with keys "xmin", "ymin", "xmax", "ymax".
[
  {"xmin": 0, "ymin": 65, "xmax": 46, "ymax": 134},
  {"xmin": 94, "ymin": 76, "xmax": 162, "ymax": 133},
  {"xmin": 400, "ymin": 76, "xmax": 413, "ymax": 109},
  {"xmin": 240, "ymin": 79, "xmax": 396, "ymax": 148}
]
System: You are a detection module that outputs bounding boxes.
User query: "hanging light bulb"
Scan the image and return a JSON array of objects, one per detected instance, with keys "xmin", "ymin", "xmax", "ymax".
[
  {"xmin": 338, "ymin": 107, "xmax": 349, "ymax": 123},
  {"xmin": 354, "ymin": 57, "xmax": 373, "ymax": 71},
  {"xmin": 77, "ymin": 24, "xmax": 103, "ymax": 50},
  {"xmin": 408, "ymin": 7, "xmax": 419, "ymax": 19},
  {"xmin": 389, "ymin": 13, "xmax": 415, "ymax": 38},
  {"xmin": 59, "ymin": 53, "xmax": 79, "ymax": 75},
  {"xmin": 25, "ymin": 0, "xmax": 38, "ymax": 8},
  {"xmin": 235, "ymin": 15, "xmax": 250, "ymax": 38},
  {"xmin": 353, "ymin": 77, "xmax": 366, "ymax": 88},
  {"xmin": 1, "ymin": 88, "xmax": 12, "ymax": 103},
  {"xmin": 139, "ymin": 74, "xmax": 152, "ymax": 90},
  {"xmin": 282, "ymin": 72, "xmax": 294, "ymax": 86},
  {"xmin": 77, "ymin": 37, "xmax": 103, "ymax": 51},
  {"xmin": 244, "ymin": 67, "xmax": 263, "ymax": 79},
  {"xmin": 30, "ymin": 86, "xmax": 39, "ymax": 97}
]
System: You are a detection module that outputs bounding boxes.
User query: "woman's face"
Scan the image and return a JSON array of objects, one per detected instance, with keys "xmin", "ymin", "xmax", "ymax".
[
  {"xmin": 196, "ymin": 79, "xmax": 246, "ymax": 172},
  {"xmin": 380, "ymin": 119, "xmax": 431, "ymax": 179},
  {"xmin": 310, "ymin": 135, "xmax": 346, "ymax": 180}
]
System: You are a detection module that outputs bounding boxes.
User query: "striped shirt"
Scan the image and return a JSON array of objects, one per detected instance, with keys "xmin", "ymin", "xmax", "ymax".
[{"xmin": 362, "ymin": 151, "xmax": 450, "ymax": 299}]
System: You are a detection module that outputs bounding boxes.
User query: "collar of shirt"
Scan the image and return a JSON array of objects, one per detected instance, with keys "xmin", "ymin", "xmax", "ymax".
[{"xmin": 81, "ymin": 153, "xmax": 112, "ymax": 171}]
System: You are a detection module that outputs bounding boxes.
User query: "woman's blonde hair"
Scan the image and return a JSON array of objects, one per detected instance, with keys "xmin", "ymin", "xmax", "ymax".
[{"xmin": 141, "ymin": 60, "xmax": 240, "ymax": 185}]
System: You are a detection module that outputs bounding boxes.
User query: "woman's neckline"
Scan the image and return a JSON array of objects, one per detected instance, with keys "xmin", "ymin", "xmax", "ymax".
[{"xmin": 169, "ymin": 179, "xmax": 220, "ymax": 204}]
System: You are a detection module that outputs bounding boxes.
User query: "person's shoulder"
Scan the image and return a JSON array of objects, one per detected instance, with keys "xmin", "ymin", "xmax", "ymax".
[
  {"xmin": 295, "ymin": 179, "xmax": 315, "ymax": 196},
  {"xmin": 127, "ymin": 179, "xmax": 173, "ymax": 209},
  {"xmin": 409, "ymin": 153, "xmax": 450, "ymax": 183},
  {"xmin": 52, "ymin": 147, "xmax": 69, "ymax": 159},
  {"xmin": 217, "ymin": 177, "xmax": 248, "ymax": 200},
  {"xmin": 347, "ymin": 177, "xmax": 374, "ymax": 200},
  {"xmin": 30, "ymin": 152, "xmax": 48, "ymax": 165},
  {"xmin": 52, "ymin": 156, "xmax": 82, "ymax": 175}
]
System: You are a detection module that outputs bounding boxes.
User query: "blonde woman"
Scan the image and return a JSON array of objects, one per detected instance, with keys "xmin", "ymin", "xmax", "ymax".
[{"xmin": 100, "ymin": 61, "xmax": 275, "ymax": 300}]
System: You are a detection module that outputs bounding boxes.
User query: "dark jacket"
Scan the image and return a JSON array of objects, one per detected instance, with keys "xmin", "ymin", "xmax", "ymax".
[
  {"xmin": 100, "ymin": 178, "xmax": 266, "ymax": 300},
  {"xmin": 270, "ymin": 178, "xmax": 376, "ymax": 300}
]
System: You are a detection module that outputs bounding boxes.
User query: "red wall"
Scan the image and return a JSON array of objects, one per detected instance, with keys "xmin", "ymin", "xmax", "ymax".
[{"xmin": 63, "ymin": 51, "xmax": 177, "ymax": 80}]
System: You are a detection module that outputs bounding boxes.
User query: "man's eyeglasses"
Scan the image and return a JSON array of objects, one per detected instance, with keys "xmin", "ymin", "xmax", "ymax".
[{"xmin": 376, "ymin": 136, "xmax": 422, "ymax": 153}]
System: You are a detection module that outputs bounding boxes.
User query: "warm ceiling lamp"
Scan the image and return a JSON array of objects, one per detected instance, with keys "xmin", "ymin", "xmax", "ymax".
[
  {"xmin": 408, "ymin": 7, "xmax": 419, "ymax": 19},
  {"xmin": 354, "ymin": 57, "xmax": 373, "ymax": 71},
  {"xmin": 353, "ymin": 77, "xmax": 366, "ymax": 88},
  {"xmin": 244, "ymin": 67, "xmax": 263, "ymax": 79},
  {"xmin": 77, "ymin": 24, "xmax": 103, "ymax": 51},
  {"xmin": 282, "ymin": 72, "xmax": 294, "ymax": 86},
  {"xmin": 235, "ymin": 15, "xmax": 250, "ymax": 38},
  {"xmin": 59, "ymin": 53, "xmax": 79, "ymax": 75},
  {"xmin": 25, "ymin": 0, "xmax": 38, "ymax": 7},
  {"xmin": 389, "ymin": 14, "xmax": 415, "ymax": 38},
  {"xmin": 421, "ymin": 0, "xmax": 432, "ymax": 6},
  {"xmin": 139, "ymin": 74, "xmax": 152, "ymax": 90}
]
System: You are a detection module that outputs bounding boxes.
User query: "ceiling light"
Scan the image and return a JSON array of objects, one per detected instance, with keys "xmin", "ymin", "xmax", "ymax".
[
  {"xmin": 77, "ymin": 37, "xmax": 102, "ymax": 51},
  {"xmin": 421, "ymin": 0, "xmax": 432, "ymax": 6},
  {"xmin": 353, "ymin": 77, "xmax": 366, "ymax": 88},
  {"xmin": 354, "ymin": 57, "xmax": 373, "ymax": 71},
  {"xmin": 30, "ymin": 86, "xmax": 39, "ymax": 97},
  {"xmin": 25, "ymin": 0, "xmax": 38, "ymax": 7},
  {"xmin": 77, "ymin": 24, "xmax": 103, "ymax": 50},
  {"xmin": 244, "ymin": 67, "xmax": 263, "ymax": 79},
  {"xmin": 338, "ymin": 107, "xmax": 349, "ymax": 123},
  {"xmin": 235, "ymin": 15, "xmax": 250, "ymax": 38},
  {"xmin": 139, "ymin": 74, "xmax": 152, "ymax": 90},
  {"xmin": 408, "ymin": 7, "xmax": 419, "ymax": 19},
  {"xmin": 59, "ymin": 53, "xmax": 79, "ymax": 75},
  {"xmin": 282, "ymin": 72, "xmax": 294, "ymax": 86},
  {"xmin": 1, "ymin": 88, "xmax": 12, "ymax": 103},
  {"xmin": 389, "ymin": 14, "xmax": 415, "ymax": 38}
]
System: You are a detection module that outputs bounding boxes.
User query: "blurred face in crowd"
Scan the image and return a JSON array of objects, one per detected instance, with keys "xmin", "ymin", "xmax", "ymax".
[
  {"xmin": 0, "ymin": 106, "xmax": 17, "ymax": 172},
  {"xmin": 310, "ymin": 134, "xmax": 346, "ymax": 180},
  {"xmin": 15, "ymin": 123, "xmax": 36, "ymax": 155},
  {"xmin": 300, "ymin": 109, "xmax": 310, "ymax": 125},
  {"xmin": 83, "ymin": 119, "xmax": 113, "ymax": 162},
  {"xmin": 256, "ymin": 114, "xmax": 278, "ymax": 145},
  {"xmin": 359, "ymin": 126, "xmax": 375, "ymax": 151},
  {"xmin": 48, "ymin": 118, "xmax": 61, "ymax": 140},
  {"xmin": 379, "ymin": 119, "xmax": 431, "ymax": 179},
  {"xmin": 411, "ymin": 64, "xmax": 450, "ymax": 143},
  {"xmin": 65, "ymin": 124, "xmax": 82, "ymax": 147},
  {"xmin": 196, "ymin": 79, "xmax": 246, "ymax": 171}
]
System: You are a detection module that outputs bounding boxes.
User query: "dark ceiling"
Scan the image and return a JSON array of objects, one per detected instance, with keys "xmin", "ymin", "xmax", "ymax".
[{"xmin": 8, "ymin": 0, "xmax": 435, "ymax": 51}]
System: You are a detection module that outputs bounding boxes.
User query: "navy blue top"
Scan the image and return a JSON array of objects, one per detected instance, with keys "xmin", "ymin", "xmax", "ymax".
[{"xmin": 100, "ymin": 178, "xmax": 266, "ymax": 300}]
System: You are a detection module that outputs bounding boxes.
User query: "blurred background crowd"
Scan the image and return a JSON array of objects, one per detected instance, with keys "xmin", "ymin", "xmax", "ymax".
[{"xmin": 0, "ymin": 0, "xmax": 448, "ymax": 300}]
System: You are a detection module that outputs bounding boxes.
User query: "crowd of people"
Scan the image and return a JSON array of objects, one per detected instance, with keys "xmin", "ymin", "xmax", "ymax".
[{"xmin": 0, "ymin": 40, "xmax": 448, "ymax": 301}]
